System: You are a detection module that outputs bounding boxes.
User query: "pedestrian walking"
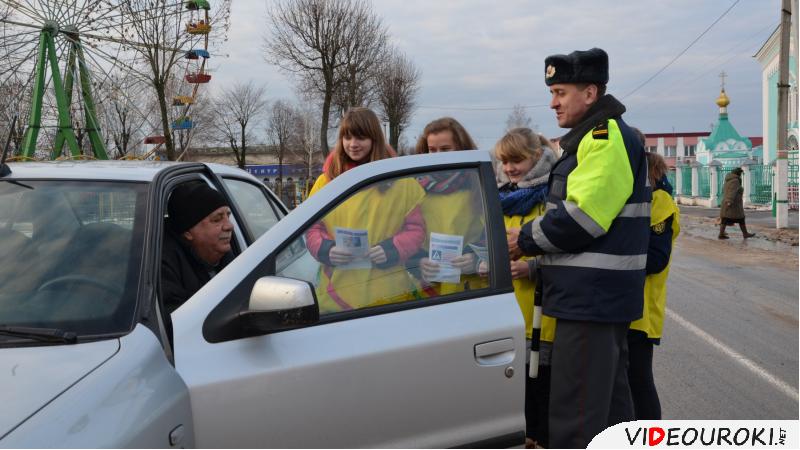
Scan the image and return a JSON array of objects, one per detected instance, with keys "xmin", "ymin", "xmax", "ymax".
[
  {"xmin": 507, "ymin": 48, "xmax": 651, "ymax": 448},
  {"xmin": 719, "ymin": 167, "xmax": 755, "ymax": 239}
]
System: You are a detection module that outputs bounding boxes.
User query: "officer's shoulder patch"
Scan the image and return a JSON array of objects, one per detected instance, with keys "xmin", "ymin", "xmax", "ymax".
[
  {"xmin": 651, "ymin": 221, "xmax": 667, "ymax": 234},
  {"xmin": 591, "ymin": 120, "xmax": 609, "ymax": 140}
]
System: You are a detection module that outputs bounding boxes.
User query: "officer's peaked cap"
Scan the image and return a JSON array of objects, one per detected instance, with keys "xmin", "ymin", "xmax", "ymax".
[{"xmin": 544, "ymin": 48, "xmax": 609, "ymax": 86}]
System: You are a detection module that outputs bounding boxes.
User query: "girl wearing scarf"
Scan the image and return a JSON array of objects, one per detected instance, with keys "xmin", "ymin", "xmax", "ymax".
[
  {"xmin": 305, "ymin": 108, "xmax": 425, "ymax": 313},
  {"xmin": 493, "ymin": 128, "xmax": 556, "ymax": 449},
  {"xmin": 409, "ymin": 117, "xmax": 487, "ymax": 296}
]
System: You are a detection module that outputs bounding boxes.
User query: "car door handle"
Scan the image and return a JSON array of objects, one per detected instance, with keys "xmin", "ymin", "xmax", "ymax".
[{"xmin": 474, "ymin": 338, "xmax": 515, "ymax": 366}]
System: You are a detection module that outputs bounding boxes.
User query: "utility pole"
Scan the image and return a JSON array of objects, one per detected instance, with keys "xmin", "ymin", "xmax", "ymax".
[{"xmin": 775, "ymin": 0, "xmax": 792, "ymax": 228}]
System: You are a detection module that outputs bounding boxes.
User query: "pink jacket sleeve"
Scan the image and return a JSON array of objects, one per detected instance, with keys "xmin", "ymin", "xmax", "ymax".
[
  {"xmin": 391, "ymin": 205, "xmax": 425, "ymax": 262},
  {"xmin": 305, "ymin": 221, "xmax": 331, "ymax": 260}
]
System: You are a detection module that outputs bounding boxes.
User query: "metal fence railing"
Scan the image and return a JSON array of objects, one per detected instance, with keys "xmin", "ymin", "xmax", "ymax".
[
  {"xmin": 749, "ymin": 164, "xmax": 773, "ymax": 205},
  {"xmin": 716, "ymin": 166, "xmax": 734, "ymax": 201},
  {"xmin": 681, "ymin": 166, "xmax": 692, "ymax": 196},
  {"xmin": 666, "ymin": 170, "xmax": 676, "ymax": 196},
  {"xmin": 697, "ymin": 166, "xmax": 710, "ymax": 198},
  {"xmin": 789, "ymin": 150, "xmax": 798, "ymax": 210}
]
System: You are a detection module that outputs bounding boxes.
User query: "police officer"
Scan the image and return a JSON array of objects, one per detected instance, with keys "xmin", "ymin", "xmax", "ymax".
[{"xmin": 507, "ymin": 48, "xmax": 651, "ymax": 448}]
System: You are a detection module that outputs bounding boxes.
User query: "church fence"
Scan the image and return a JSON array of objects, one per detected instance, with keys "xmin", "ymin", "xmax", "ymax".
[
  {"xmin": 788, "ymin": 150, "xmax": 798, "ymax": 210},
  {"xmin": 698, "ymin": 166, "xmax": 711, "ymax": 198},
  {"xmin": 749, "ymin": 165, "xmax": 773, "ymax": 205}
]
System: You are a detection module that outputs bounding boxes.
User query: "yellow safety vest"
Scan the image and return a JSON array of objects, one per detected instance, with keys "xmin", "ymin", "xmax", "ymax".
[
  {"xmin": 309, "ymin": 175, "xmax": 425, "ymax": 313},
  {"xmin": 630, "ymin": 189, "xmax": 680, "ymax": 339},
  {"xmin": 417, "ymin": 188, "xmax": 488, "ymax": 296},
  {"xmin": 504, "ymin": 202, "xmax": 556, "ymax": 341}
]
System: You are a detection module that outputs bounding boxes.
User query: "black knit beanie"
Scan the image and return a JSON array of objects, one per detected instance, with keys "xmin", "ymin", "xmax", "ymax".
[{"xmin": 168, "ymin": 182, "xmax": 229, "ymax": 233}]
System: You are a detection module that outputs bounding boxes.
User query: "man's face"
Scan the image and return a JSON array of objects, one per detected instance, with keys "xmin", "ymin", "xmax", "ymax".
[
  {"xmin": 549, "ymin": 83, "xmax": 596, "ymax": 128},
  {"xmin": 183, "ymin": 206, "xmax": 233, "ymax": 265}
]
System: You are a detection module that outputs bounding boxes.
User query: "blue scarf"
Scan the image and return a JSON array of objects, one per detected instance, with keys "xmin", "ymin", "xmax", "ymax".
[{"xmin": 498, "ymin": 184, "xmax": 549, "ymax": 216}]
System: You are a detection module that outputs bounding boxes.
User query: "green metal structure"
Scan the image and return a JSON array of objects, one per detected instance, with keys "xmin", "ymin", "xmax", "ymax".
[
  {"xmin": 697, "ymin": 166, "xmax": 710, "ymax": 198},
  {"xmin": 19, "ymin": 22, "xmax": 107, "ymax": 160}
]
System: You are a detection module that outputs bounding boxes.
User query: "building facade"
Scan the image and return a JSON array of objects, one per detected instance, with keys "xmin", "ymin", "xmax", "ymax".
[{"xmin": 754, "ymin": 14, "xmax": 799, "ymax": 163}]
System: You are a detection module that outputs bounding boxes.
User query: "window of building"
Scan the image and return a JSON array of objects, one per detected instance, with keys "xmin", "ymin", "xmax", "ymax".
[
  {"xmin": 685, "ymin": 145, "xmax": 696, "ymax": 157},
  {"xmin": 664, "ymin": 145, "xmax": 676, "ymax": 157},
  {"xmin": 646, "ymin": 146, "xmax": 658, "ymax": 153}
]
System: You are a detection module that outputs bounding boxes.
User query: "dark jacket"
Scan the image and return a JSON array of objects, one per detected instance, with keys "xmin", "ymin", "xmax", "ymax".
[
  {"xmin": 720, "ymin": 172, "xmax": 745, "ymax": 220},
  {"xmin": 162, "ymin": 229, "xmax": 233, "ymax": 313},
  {"xmin": 518, "ymin": 95, "xmax": 651, "ymax": 323}
]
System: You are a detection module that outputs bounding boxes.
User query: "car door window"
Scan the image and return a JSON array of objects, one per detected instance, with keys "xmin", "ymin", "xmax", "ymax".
[
  {"xmin": 222, "ymin": 178, "xmax": 281, "ymax": 239},
  {"xmin": 275, "ymin": 168, "xmax": 490, "ymax": 316}
]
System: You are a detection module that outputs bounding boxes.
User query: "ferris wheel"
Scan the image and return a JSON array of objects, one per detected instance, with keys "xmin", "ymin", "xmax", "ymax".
[{"xmin": 0, "ymin": 0, "xmax": 230, "ymax": 160}]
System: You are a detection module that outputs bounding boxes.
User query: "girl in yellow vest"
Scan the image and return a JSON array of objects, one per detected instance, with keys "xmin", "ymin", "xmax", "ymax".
[
  {"xmin": 407, "ymin": 117, "xmax": 487, "ymax": 296},
  {"xmin": 628, "ymin": 151, "xmax": 680, "ymax": 419},
  {"xmin": 305, "ymin": 107, "xmax": 425, "ymax": 314},
  {"xmin": 493, "ymin": 128, "xmax": 556, "ymax": 448}
]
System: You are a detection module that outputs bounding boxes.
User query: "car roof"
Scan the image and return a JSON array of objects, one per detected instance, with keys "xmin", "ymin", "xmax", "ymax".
[{"xmin": 3, "ymin": 160, "xmax": 255, "ymax": 182}]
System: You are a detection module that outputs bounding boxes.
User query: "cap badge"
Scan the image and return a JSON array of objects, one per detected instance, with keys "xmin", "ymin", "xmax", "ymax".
[{"xmin": 545, "ymin": 65, "xmax": 556, "ymax": 79}]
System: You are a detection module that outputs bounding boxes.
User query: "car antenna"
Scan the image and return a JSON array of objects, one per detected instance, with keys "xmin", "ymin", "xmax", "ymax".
[{"xmin": 0, "ymin": 114, "xmax": 19, "ymax": 177}]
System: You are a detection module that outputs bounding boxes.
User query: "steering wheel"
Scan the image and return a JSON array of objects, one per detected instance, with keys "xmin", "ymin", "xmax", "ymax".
[{"xmin": 37, "ymin": 274, "xmax": 123, "ymax": 296}]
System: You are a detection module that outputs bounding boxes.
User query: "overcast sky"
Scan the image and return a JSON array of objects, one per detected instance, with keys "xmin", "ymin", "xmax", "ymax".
[{"xmin": 211, "ymin": 0, "xmax": 780, "ymax": 150}]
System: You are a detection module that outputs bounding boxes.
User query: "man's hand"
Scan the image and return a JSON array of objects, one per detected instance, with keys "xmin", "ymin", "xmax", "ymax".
[
  {"xmin": 329, "ymin": 246, "xmax": 353, "ymax": 265},
  {"xmin": 368, "ymin": 245, "xmax": 387, "ymax": 265},
  {"xmin": 451, "ymin": 253, "xmax": 476, "ymax": 274},
  {"xmin": 510, "ymin": 259, "xmax": 530, "ymax": 280},
  {"xmin": 507, "ymin": 227, "xmax": 523, "ymax": 260}
]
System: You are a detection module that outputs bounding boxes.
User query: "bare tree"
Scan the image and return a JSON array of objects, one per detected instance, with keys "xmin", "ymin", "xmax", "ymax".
[
  {"xmin": 265, "ymin": 0, "xmax": 389, "ymax": 157},
  {"xmin": 505, "ymin": 104, "xmax": 535, "ymax": 131},
  {"xmin": 212, "ymin": 81, "xmax": 268, "ymax": 169},
  {"xmin": 291, "ymin": 103, "xmax": 323, "ymax": 181},
  {"xmin": 376, "ymin": 48, "xmax": 421, "ymax": 150},
  {"xmin": 113, "ymin": 0, "xmax": 231, "ymax": 160},
  {"xmin": 97, "ymin": 72, "xmax": 150, "ymax": 158},
  {"xmin": 267, "ymin": 100, "xmax": 298, "ymax": 192}
]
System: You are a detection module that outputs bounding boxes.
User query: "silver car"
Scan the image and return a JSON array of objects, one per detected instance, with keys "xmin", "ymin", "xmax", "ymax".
[{"xmin": 0, "ymin": 151, "xmax": 525, "ymax": 448}]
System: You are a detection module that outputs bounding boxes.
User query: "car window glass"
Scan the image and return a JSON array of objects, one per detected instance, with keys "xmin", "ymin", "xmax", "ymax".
[
  {"xmin": 223, "ymin": 178, "xmax": 280, "ymax": 239},
  {"xmin": 0, "ymin": 181, "xmax": 146, "ymax": 340},
  {"xmin": 275, "ymin": 168, "xmax": 490, "ymax": 316}
]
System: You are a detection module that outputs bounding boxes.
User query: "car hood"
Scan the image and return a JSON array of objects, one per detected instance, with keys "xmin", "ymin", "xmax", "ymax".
[{"xmin": 0, "ymin": 338, "xmax": 120, "ymax": 439}]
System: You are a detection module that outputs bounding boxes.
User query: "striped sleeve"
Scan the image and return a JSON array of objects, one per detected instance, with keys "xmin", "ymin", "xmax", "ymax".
[{"xmin": 518, "ymin": 124, "xmax": 633, "ymax": 255}]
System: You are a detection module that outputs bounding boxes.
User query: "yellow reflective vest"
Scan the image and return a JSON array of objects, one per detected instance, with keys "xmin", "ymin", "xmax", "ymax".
[
  {"xmin": 504, "ymin": 202, "xmax": 556, "ymax": 341},
  {"xmin": 308, "ymin": 174, "xmax": 425, "ymax": 313},
  {"xmin": 630, "ymin": 189, "xmax": 680, "ymax": 339},
  {"xmin": 417, "ymin": 188, "xmax": 488, "ymax": 296}
]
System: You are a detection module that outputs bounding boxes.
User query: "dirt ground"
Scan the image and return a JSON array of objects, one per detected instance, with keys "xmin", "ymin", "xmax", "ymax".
[{"xmin": 677, "ymin": 213, "xmax": 799, "ymax": 269}]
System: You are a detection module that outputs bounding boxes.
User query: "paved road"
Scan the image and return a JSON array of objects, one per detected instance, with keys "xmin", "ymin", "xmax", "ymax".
[{"xmin": 656, "ymin": 227, "xmax": 798, "ymax": 419}]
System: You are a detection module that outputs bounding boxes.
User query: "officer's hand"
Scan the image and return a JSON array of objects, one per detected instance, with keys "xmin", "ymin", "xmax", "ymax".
[
  {"xmin": 368, "ymin": 245, "xmax": 387, "ymax": 264},
  {"xmin": 510, "ymin": 259, "xmax": 530, "ymax": 280},
  {"xmin": 451, "ymin": 253, "xmax": 476, "ymax": 274},
  {"xmin": 507, "ymin": 228, "xmax": 522, "ymax": 260},
  {"xmin": 329, "ymin": 246, "xmax": 353, "ymax": 265},
  {"xmin": 420, "ymin": 257, "xmax": 440, "ymax": 281}
]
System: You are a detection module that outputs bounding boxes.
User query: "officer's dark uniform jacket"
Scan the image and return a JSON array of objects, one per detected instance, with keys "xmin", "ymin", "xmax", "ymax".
[{"xmin": 519, "ymin": 95, "xmax": 651, "ymax": 323}]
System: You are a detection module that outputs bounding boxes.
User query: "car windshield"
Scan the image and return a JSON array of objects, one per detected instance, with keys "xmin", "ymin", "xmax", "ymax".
[{"xmin": 0, "ymin": 179, "xmax": 147, "ymax": 343}]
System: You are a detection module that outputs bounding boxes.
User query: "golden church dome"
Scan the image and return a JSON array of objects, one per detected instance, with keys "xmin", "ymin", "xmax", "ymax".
[{"xmin": 716, "ymin": 90, "xmax": 730, "ymax": 108}]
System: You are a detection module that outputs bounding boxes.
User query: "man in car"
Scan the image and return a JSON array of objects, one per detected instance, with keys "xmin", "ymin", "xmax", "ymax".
[{"xmin": 162, "ymin": 182, "xmax": 235, "ymax": 313}]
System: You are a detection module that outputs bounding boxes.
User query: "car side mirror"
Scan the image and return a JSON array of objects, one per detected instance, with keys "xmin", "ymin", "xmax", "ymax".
[{"xmin": 239, "ymin": 276, "xmax": 319, "ymax": 332}]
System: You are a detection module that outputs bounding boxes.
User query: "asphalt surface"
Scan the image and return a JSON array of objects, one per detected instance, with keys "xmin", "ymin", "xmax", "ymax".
[{"xmin": 655, "ymin": 215, "xmax": 799, "ymax": 419}]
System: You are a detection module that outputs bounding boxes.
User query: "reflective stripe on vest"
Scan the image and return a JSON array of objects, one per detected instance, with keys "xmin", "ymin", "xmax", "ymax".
[{"xmin": 542, "ymin": 252, "xmax": 647, "ymax": 271}]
